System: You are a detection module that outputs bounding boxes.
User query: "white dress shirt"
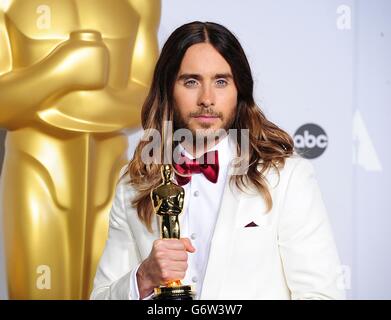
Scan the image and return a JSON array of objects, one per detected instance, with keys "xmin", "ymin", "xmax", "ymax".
[{"xmin": 129, "ymin": 136, "xmax": 235, "ymax": 299}]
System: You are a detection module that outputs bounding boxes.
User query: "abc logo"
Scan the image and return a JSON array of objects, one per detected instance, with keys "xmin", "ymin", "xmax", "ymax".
[{"xmin": 294, "ymin": 124, "xmax": 328, "ymax": 159}]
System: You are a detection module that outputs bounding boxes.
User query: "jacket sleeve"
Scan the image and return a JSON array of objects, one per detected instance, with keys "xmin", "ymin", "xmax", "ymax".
[
  {"xmin": 277, "ymin": 158, "xmax": 346, "ymax": 300},
  {"xmin": 90, "ymin": 173, "xmax": 142, "ymax": 300}
]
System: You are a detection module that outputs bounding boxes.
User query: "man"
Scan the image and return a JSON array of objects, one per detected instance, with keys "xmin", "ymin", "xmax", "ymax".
[{"xmin": 91, "ymin": 21, "xmax": 345, "ymax": 300}]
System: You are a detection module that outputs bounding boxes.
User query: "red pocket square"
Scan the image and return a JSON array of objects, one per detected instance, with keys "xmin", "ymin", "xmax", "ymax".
[{"xmin": 244, "ymin": 221, "xmax": 258, "ymax": 228}]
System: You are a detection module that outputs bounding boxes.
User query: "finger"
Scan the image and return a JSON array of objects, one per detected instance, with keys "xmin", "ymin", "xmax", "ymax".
[
  {"xmin": 166, "ymin": 261, "xmax": 188, "ymax": 272},
  {"xmin": 180, "ymin": 238, "xmax": 196, "ymax": 253},
  {"xmin": 154, "ymin": 239, "xmax": 184, "ymax": 251},
  {"xmin": 161, "ymin": 239, "xmax": 186, "ymax": 250},
  {"xmin": 167, "ymin": 251, "xmax": 188, "ymax": 261}
]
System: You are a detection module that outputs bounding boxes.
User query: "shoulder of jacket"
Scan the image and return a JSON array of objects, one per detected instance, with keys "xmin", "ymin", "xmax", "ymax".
[
  {"xmin": 260, "ymin": 154, "xmax": 314, "ymax": 188},
  {"xmin": 281, "ymin": 154, "xmax": 313, "ymax": 173},
  {"xmin": 278, "ymin": 155, "xmax": 317, "ymax": 190}
]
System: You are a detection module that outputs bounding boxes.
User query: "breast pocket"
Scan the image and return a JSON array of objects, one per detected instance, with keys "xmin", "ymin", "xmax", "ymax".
[
  {"xmin": 231, "ymin": 213, "xmax": 275, "ymax": 268},
  {"xmin": 235, "ymin": 209, "xmax": 273, "ymax": 229}
]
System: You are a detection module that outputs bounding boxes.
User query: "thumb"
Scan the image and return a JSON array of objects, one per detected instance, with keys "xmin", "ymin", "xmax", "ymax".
[{"xmin": 180, "ymin": 238, "xmax": 196, "ymax": 253}]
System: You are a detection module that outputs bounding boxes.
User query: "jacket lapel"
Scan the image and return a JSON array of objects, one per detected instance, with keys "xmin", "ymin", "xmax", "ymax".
[{"xmin": 200, "ymin": 177, "xmax": 241, "ymax": 299}]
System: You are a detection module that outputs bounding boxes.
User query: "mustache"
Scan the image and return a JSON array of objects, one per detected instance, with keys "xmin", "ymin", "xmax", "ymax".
[{"xmin": 189, "ymin": 109, "xmax": 223, "ymax": 118}]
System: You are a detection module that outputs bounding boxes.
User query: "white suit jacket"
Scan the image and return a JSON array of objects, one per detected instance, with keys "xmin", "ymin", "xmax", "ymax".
[{"xmin": 90, "ymin": 156, "xmax": 345, "ymax": 300}]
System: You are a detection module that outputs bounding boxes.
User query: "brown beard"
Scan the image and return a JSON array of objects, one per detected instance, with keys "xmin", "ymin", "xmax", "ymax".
[
  {"xmin": 173, "ymin": 105, "xmax": 237, "ymax": 136},
  {"xmin": 172, "ymin": 105, "xmax": 237, "ymax": 152}
]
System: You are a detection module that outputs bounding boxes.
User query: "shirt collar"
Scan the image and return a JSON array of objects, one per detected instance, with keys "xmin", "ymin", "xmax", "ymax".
[{"xmin": 176, "ymin": 135, "xmax": 235, "ymax": 168}]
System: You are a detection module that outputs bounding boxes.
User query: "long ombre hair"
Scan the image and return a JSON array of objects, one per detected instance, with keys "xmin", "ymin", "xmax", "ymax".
[{"xmin": 127, "ymin": 21, "xmax": 294, "ymax": 232}]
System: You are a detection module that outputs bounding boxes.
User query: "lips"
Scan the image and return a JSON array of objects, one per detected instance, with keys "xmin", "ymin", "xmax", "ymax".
[
  {"xmin": 193, "ymin": 115, "xmax": 219, "ymax": 124},
  {"xmin": 193, "ymin": 115, "xmax": 219, "ymax": 119}
]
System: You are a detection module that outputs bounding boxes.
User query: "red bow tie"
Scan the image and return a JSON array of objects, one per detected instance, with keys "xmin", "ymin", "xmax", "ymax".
[{"xmin": 173, "ymin": 150, "xmax": 219, "ymax": 186}]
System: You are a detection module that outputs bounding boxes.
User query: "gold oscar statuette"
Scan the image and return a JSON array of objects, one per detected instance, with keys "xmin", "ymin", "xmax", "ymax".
[
  {"xmin": 0, "ymin": 0, "xmax": 160, "ymax": 299},
  {"xmin": 150, "ymin": 165, "xmax": 195, "ymax": 300}
]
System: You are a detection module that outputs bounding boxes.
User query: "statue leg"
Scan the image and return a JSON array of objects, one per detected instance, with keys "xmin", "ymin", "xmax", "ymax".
[
  {"xmin": 1, "ymin": 153, "xmax": 73, "ymax": 299},
  {"xmin": 1, "ymin": 132, "xmax": 128, "ymax": 299},
  {"xmin": 161, "ymin": 215, "xmax": 171, "ymax": 239},
  {"xmin": 169, "ymin": 216, "xmax": 180, "ymax": 239},
  {"xmin": 160, "ymin": 215, "xmax": 181, "ymax": 239},
  {"xmin": 80, "ymin": 133, "xmax": 128, "ymax": 298}
]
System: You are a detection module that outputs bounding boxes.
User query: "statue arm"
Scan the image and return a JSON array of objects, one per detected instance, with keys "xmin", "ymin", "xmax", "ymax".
[
  {"xmin": 0, "ymin": 10, "xmax": 70, "ymax": 128},
  {"xmin": 178, "ymin": 192, "xmax": 185, "ymax": 210},
  {"xmin": 0, "ymin": 11, "xmax": 108, "ymax": 130},
  {"xmin": 151, "ymin": 192, "xmax": 162, "ymax": 212},
  {"xmin": 36, "ymin": 1, "xmax": 161, "ymax": 133}
]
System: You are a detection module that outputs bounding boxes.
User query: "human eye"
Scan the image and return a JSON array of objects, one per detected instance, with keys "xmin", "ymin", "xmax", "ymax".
[
  {"xmin": 184, "ymin": 79, "xmax": 199, "ymax": 87},
  {"xmin": 215, "ymin": 79, "xmax": 228, "ymax": 87}
]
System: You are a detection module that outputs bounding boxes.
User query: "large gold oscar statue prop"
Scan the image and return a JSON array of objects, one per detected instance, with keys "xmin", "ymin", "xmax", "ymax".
[
  {"xmin": 151, "ymin": 165, "xmax": 195, "ymax": 300},
  {"xmin": 0, "ymin": 0, "xmax": 160, "ymax": 299}
]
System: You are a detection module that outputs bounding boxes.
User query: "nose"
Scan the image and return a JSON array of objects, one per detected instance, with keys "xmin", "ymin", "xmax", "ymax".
[{"xmin": 197, "ymin": 84, "xmax": 215, "ymax": 108}]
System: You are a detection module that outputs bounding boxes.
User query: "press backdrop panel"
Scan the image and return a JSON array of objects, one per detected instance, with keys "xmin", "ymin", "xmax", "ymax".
[{"xmin": 1, "ymin": 0, "xmax": 390, "ymax": 299}]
